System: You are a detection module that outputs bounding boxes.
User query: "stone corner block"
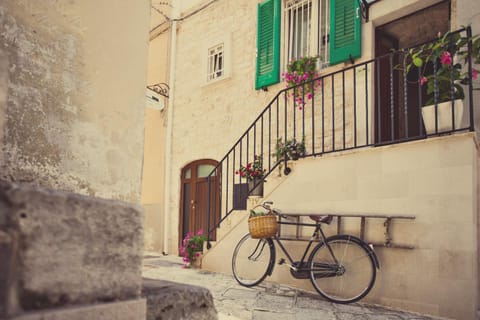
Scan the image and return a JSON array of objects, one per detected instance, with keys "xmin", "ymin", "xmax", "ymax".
[
  {"xmin": 0, "ymin": 180, "xmax": 144, "ymax": 316},
  {"xmin": 142, "ymin": 278, "xmax": 218, "ymax": 320}
]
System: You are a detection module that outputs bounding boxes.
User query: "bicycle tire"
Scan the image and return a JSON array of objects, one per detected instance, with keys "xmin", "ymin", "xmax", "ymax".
[
  {"xmin": 308, "ymin": 234, "xmax": 376, "ymax": 304},
  {"xmin": 232, "ymin": 233, "xmax": 275, "ymax": 287}
]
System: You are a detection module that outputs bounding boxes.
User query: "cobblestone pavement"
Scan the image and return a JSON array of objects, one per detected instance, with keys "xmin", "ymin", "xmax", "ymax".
[{"xmin": 142, "ymin": 254, "xmax": 440, "ymax": 320}]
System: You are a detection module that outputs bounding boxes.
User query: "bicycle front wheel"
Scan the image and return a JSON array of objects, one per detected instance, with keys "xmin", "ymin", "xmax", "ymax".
[
  {"xmin": 309, "ymin": 235, "xmax": 376, "ymax": 304},
  {"xmin": 232, "ymin": 233, "xmax": 275, "ymax": 287}
]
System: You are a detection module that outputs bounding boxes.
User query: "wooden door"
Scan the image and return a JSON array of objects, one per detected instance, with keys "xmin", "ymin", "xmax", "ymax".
[
  {"xmin": 374, "ymin": 30, "xmax": 400, "ymax": 144},
  {"xmin": 374, "ymin": 1, "xmax": 450, "ymax": 143},
  {"xmin": 179, "ymin": 159, "xmax": 220, "ymax": 248}
]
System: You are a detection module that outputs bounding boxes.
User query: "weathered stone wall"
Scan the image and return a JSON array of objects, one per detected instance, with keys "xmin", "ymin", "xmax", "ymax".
[
  {"xmin": 0, "ymin": 180, "xmax": 144, "ymax": 318},
  {"xmin": 0, "ymin": 0, "xmax": 149, "ymax": 203}
]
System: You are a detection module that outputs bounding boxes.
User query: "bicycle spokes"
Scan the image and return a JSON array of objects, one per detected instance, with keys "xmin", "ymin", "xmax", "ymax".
[{"xmin": 311, "ymin": 262, "xmax": 345, "ymax": 278}]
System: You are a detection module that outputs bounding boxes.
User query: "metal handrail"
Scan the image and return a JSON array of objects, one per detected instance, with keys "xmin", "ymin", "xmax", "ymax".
[{"xmin": 206, "ymin": 27, "xmax": 474, "ymax": 248}]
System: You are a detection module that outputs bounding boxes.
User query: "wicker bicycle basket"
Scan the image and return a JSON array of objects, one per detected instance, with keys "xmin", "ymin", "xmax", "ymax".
[{"xmin": 248, "ymin": 213, "xmax": 278, "ymax": 239}]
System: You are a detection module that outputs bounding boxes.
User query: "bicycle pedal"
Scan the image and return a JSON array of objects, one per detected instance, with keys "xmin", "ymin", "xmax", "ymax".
[{"xmin": 278, "ymin": 258, "xmax": 285, "ymax": 265}]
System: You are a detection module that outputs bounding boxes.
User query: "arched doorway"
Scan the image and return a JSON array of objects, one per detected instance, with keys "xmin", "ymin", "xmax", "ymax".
[{"xmin": 179, "ymin": 159, "xmax": 220, "ymax": 248}]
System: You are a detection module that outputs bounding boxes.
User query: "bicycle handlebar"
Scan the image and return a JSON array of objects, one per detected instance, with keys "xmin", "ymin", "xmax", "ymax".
[{"xmin": 261, "ymin": 201, "xmax": 283, "ymax": 216}]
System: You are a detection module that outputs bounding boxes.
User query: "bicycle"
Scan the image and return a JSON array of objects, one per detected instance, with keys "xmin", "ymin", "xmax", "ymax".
[{"xmin": 231, "ymin": 201, "xmax": 380, "ymax": 304}]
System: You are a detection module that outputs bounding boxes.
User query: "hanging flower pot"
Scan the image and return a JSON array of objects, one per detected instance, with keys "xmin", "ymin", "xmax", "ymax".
[
  {"xmin": 236, "ymin": 155, "xmax": 266, "ymax": 197},
  {"xmin": 248, "ymin": 177, "xmax": 264, "ymax": 197}
]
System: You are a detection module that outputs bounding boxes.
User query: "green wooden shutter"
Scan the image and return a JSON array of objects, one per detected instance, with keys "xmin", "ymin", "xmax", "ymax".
[
  {"xmin": 255, "ymin": 0, "xmax": 281, "ymax": 90},
  {"xmin": 329, "ymin": 0, "xmax": 361, "ymax": 65}
]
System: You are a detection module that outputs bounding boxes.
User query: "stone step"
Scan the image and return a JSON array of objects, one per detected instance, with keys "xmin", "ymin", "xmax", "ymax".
[
  {"xmin": 9, "ymin": 299, "xmax": 146, "ymax": 320},
  {"xmin": 142, "ymin": 278, "xmax": 217, "ymax": 320}
]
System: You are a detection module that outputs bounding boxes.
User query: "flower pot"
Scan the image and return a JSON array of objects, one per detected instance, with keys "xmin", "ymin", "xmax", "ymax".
[
  {"xmin": 290, "ymin": 153, "xmax": 299, "ymax": 161},
  {"xmin": 421, "ymin": 99, "xmax": 468, "ymax": 134},
  {"xmin": 192, "ymin": 252, "xmax": 203, "ymax": 268},
  {"xmin": 248, "ymin": 178, "xmax": 264, "ymax": 197}
]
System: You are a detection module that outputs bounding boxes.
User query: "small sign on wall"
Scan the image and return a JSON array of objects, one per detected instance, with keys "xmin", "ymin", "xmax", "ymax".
[{"xmin": 146, "ymin": 88, "xmax": 165, "ymax": 111}]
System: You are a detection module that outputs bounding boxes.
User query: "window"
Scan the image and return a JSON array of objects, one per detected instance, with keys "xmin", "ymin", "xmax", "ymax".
[
  {"xmin": 255, "ymin": 0, "xmax": 361, "ymax": 89},
  {"xmin": 284, "ymin": 0, "xmax": 360, "ymax": 66},
  {"xmin": 207, "ymin": 43, "xmax": 224, "ymax": 81},
  {"xmin": 284, "ymin": 0, "xmax": 329, "ymax": 64},
  {"xmin": 204, "ymin": 34, "xmax": 231, "ymax": 85}
]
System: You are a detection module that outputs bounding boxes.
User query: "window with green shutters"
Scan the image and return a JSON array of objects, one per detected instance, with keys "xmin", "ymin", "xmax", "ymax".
[
  {"xmin": 256, "ymin": 0, "xmax": 362, "ymax": 88},
  {"xmin": 329, "ymin": 0, "xmax": 361, "ymax": 65},
  {"xmin": 255, "ymin": 0, "xmax": 281, "ymax": 90}
]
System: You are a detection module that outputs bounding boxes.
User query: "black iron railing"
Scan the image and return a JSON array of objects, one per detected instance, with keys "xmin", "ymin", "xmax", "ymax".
[{"xmin": 206, "ymin": 27, "xmax": 475, "ymax": 247}]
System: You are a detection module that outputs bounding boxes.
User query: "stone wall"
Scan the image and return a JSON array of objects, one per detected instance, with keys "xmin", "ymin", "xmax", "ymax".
[
  {"xmin": 0, "ymin": 180, "xmax": 145, "ymax": 318},
  {"xmin": 165, "ymin": 0, "xmax": 480, "ymax": 252},
  {"xmin": 0, "ymin": 0, "xmax": 149, "ymax": 203}
]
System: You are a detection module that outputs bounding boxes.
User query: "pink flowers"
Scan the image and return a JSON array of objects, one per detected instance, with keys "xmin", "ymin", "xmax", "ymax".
[
  {"xmin": 440, "ymin": 51, "xmax": 452, "ymax": 65},
  {"xmin": 284, "ymin": 56, "xmax": 320, "ymax": 110},
  {"xmin": 179, "ymin": 229, "xmax": 206, "ymax": 268},
  {"xmin": 420, "ymin": 76, "xmax": 428, "ymax": 85}
]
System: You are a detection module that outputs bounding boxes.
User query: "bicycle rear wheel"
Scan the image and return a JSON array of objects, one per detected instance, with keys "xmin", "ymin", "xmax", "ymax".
[
  {"xmin": 308, "ymin": 234, "xmax": 376, "ymax": 303},
  {"xmin": 232, "ymin": 233, "xmax": 275, "ymax": 287}
]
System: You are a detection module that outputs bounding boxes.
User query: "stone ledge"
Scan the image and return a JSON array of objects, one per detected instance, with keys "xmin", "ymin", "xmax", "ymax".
[
  {"xmin": 0, "ymin": 180, "xmax": 144, "ymax": 316},
  {"xmin": 142, "ymin": 278, "xmax": 217, "ymax": 320},
  {"xmin": 9, "ymin": 298, "xmax": 146, "ymax": 320}
]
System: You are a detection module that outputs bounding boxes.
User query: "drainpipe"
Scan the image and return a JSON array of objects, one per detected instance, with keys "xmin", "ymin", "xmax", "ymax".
[{"xmin": 163, "ymin": 2, "xmax": 179, "ymax": 255}]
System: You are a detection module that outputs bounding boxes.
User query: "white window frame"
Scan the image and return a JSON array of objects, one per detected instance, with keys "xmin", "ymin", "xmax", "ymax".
[
  {"xmin": 207, "ymin": 43, "xmax": 224, "ymax": 81},
  {"xmin": 203, "ymin": 34, "xmax": 232, "ymax": 85},
  {"xmin": 283, "ymin": 0, "xmax": 330, "ymax": 67}
]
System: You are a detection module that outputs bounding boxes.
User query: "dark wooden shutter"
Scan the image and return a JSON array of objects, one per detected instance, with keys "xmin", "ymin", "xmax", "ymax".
[
  {"xmin": 255, "ymin": 0, "xmax": 281, "ymax": 90},
  {"xmin": 329, "ymin": 0, "xmax": 361, "ymax": 65}
]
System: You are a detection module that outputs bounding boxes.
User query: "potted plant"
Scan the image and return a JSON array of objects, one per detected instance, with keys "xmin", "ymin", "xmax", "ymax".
[
  {"xmin": 403, "ymin": 30, "xmax": 480, "ymax": 133},
  {"xmin": 274, "ymin": 137, "xmax": 306, "ymax": 162},
  {"xmin": 179, "ymin": 229, "xmax": 207, "ymax": 268},
  {"xmin": 236, "ymin": 155, "xmax": 266, "ymax": 197},
  {"xmin": 283, "ymin": 56, "xmax": 322, "ymax": 110}
]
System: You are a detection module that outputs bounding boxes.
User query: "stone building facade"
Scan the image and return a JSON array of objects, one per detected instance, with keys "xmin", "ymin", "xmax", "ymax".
[{"xmin": 145, "ymin": 0, "xmax": 480, "ymax": 318}]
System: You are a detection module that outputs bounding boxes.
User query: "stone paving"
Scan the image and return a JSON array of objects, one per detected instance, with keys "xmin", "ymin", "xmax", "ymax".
[{"xmin": 142, "ymin": 254, "xmax": 441, "ymax": 320}]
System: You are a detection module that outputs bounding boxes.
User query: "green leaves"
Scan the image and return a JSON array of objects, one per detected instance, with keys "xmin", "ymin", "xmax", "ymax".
[
  {"xmin": 413, "ymin": 57, "xmax": 423, "ymax": 68},
  {"xmin": 274, "ymin": 137, "xmax": 306, "ymax": 163},
  {"xmin": 403, "ymin": 29, "xmax": 480, "ymax": 106}
]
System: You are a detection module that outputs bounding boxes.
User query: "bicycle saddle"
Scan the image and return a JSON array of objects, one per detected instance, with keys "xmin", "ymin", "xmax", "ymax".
[{"xmin": 309, "ymin": 215, "xmax": 333, "ymax": 224}]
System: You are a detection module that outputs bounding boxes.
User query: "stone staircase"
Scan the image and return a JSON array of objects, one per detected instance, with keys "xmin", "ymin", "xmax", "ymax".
[{"xmin": 201, "ymin": 162, "xmax": 299, "ymax": 274}]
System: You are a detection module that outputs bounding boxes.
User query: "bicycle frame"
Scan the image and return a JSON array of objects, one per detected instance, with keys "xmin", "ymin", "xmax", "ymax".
[{"xmin": 269, "ymin": 219, "xmax": 340, "ymax": 275}]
